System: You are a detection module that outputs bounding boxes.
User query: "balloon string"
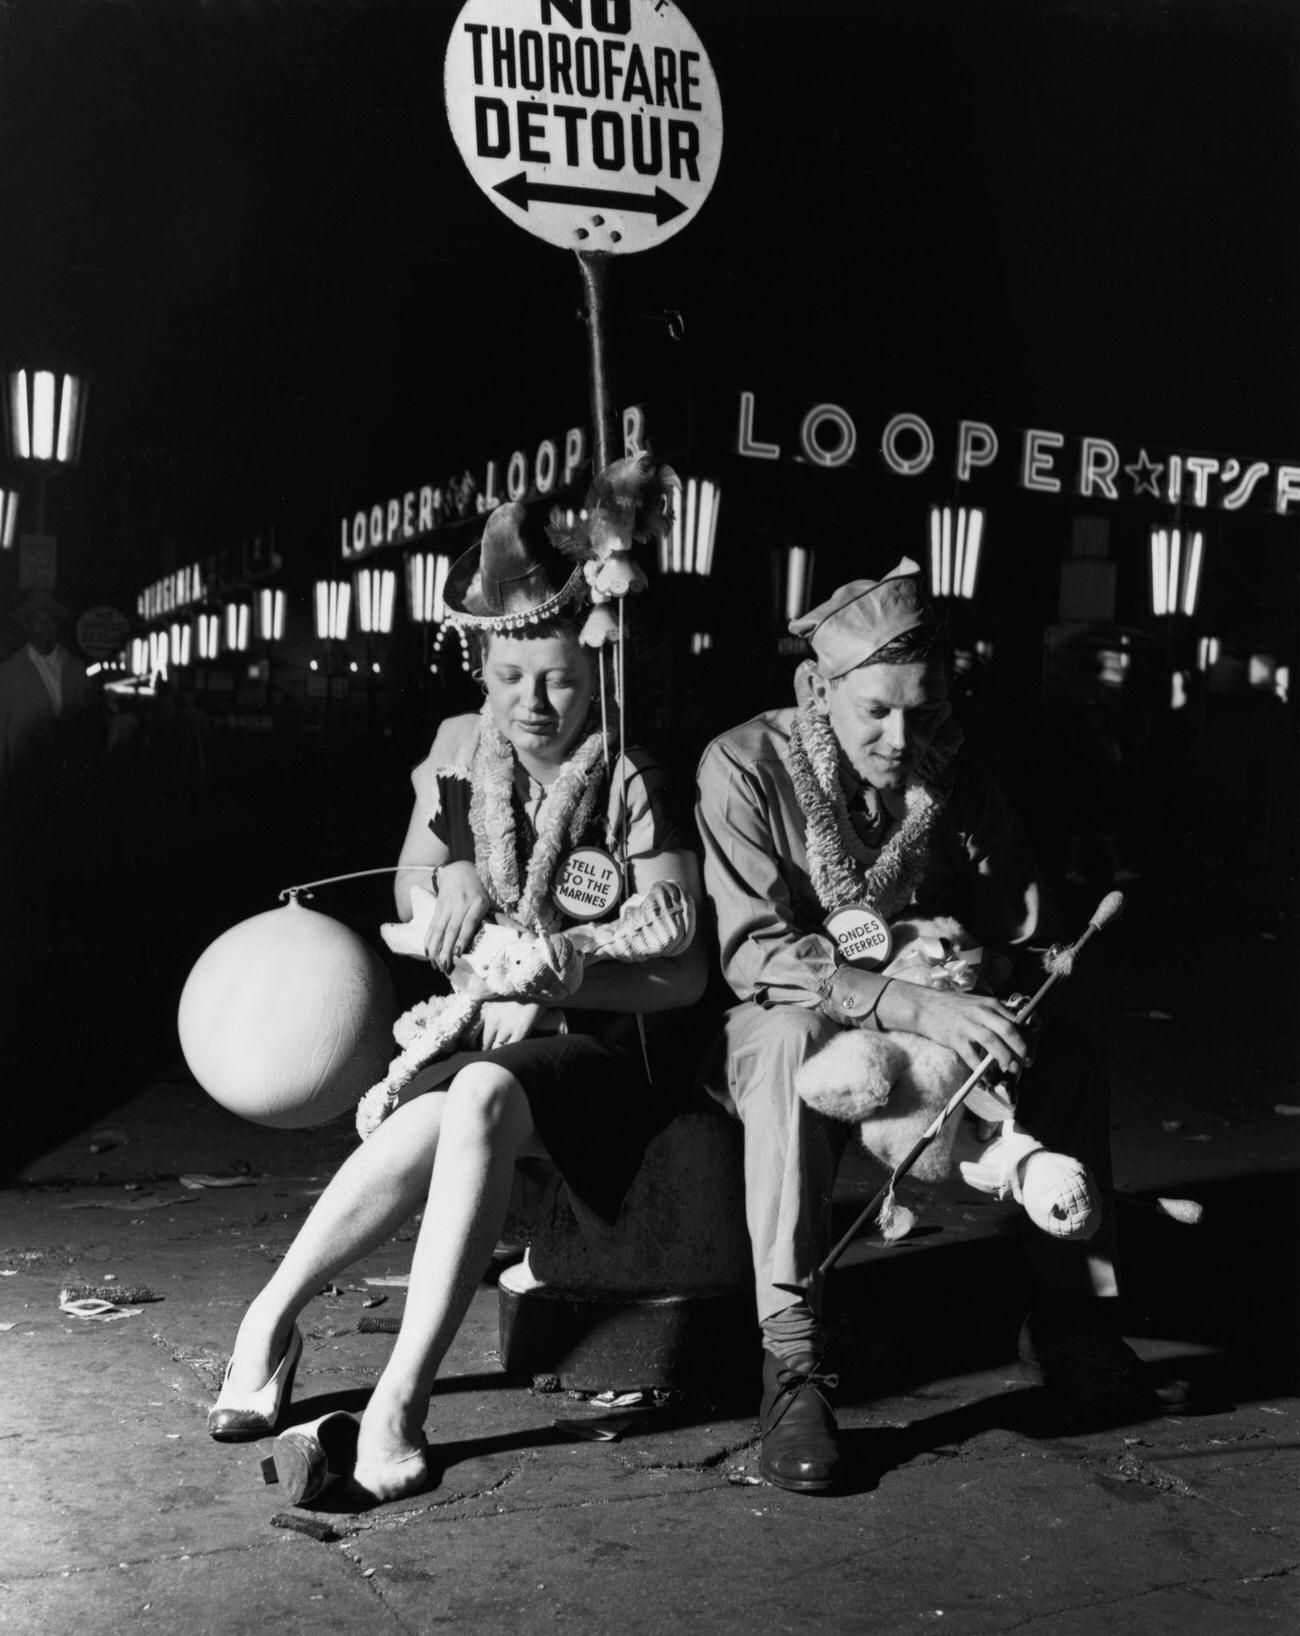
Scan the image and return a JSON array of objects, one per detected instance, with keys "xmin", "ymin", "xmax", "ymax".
[
  {"xmin": 615, "ymin": 600, "xmax": 650, "ymax": 1086},
  {"xmin": 599, "ymin": 645, "xmax": 611, "ymax": 776},
  {"xmin": 277, "ymin": 865, "xmax": 419, "ymax": 903}
]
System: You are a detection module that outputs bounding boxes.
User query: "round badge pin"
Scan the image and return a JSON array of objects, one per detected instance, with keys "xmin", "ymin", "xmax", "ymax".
[
  {"xmin": 824, "ymin": 904, "xmax": 893, "ymax": 971},
  {"xmin": 552, "ymin": 847, "xmax": 623, "ymax": 922}
]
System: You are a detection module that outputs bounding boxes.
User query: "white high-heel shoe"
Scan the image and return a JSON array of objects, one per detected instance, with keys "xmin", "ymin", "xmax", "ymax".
[{"xmin": 207, "ymin": 1324, "xmax": 303, "ymax": 1442}]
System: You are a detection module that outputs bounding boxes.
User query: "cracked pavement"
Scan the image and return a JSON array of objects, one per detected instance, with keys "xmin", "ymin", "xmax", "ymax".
[{"xmin": 3, "ymin": 915, "xmax": 1298, "ymax": 1634}]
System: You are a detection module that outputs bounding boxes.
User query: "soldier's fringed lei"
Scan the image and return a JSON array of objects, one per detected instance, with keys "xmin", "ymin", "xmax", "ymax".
[
  {"xmin": 467, "ymin": 703, "xmax": 611, "ymax": 933},
  {"xmin": 784, "ymin": 701, "xmax": 962, "ymax": 917}
]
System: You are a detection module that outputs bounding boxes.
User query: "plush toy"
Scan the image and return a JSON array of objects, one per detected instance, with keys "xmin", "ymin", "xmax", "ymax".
[
  {"xmin": 550, "ymin": 452, "xmax": 679, "ymax": 649},
  {"xmin": 356, "ymin": 878, "xmax": 695, "ymax": 1139},
  {"xmin": 795, "ymin": 916, "xmax": 1099, "ymax": 1241}
]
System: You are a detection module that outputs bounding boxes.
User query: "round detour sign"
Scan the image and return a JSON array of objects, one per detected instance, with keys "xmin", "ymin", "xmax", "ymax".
[
  {"xmin": 444, "ymin": 0, "xmax": 723, "ymax": 255},
  {"xmin": 824, "ymin": 904, "xmax": 893, "ymax": 971},
  {"xmin": 75, "ymin": 605, "xmax": 130, "ymax": 661},
  {"xmin": 553, "ymin": 846, "xmax": 623, "ymax": 920}
]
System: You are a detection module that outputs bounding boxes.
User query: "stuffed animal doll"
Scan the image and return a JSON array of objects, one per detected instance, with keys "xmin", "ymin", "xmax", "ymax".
[
  {"xmin": 356, "ymin": 879, "xmax": 695, "ymax": 1139},
  {"xmin": 795, "ymin": 916, "xmax": 1099, "ymax": 1241},
  {"xmin": 549, "ymin": 452, "xmax": 679, "ymax": 649}
]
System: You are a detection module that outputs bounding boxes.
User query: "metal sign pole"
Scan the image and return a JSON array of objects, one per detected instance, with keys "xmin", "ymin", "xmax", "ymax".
[{"xmin": 577, "ymin": 250, "xmax": 617, "ymax": 480}]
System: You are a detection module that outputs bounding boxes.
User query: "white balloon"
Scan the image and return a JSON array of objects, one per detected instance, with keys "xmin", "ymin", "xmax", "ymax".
[{"xmin": 178, "ymin": 900, "xmax": 395, "ymax": 1130}]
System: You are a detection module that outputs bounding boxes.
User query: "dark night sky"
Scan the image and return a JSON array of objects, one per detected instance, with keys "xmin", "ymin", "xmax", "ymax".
[{"xmin": 0, "ymin": 0, "xmax": 1297, "ymax": 615}]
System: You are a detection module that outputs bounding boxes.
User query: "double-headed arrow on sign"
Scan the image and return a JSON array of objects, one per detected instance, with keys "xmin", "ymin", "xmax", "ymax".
[{"xmin": 493, "ymin": 171, "xmax": 688, "ymax": 226}]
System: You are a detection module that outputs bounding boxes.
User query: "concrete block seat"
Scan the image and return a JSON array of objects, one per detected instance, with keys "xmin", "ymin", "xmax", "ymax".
[{"xmin": 497, "ymin": 1093, "xmax": 755, "ymax": 1393}]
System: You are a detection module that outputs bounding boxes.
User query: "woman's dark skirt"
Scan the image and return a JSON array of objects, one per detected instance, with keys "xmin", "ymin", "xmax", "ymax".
[{"xmin": 398, "ymin": 1010, "xmax": 681, "ymax": 1222}]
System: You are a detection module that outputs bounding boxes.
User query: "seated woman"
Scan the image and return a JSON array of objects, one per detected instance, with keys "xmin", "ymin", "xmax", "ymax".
[{"xmin": 207, "ymin": 500, "xmax": 706, "ymax": 1503}]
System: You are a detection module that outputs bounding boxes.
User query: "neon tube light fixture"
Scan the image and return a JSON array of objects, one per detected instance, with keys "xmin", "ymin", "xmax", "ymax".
[
  {"xmin": 6, "ymin": 369, "xmax": 89, "ymax": 465},
  {"xmin": 356, "ymin": 567, "xmax": 396, "ymax": 635},
  {"xmin": 928, "ymin": 506, "xmax": 985, "ymax": 600},
  {"xmin": 1149, "ymin": 527, "xmax": 1205, "ymax": 618},
  {"xmin": 256, "ymin": 587, "xmax": 286, "ymax": 642},
  {"xmin": 314, "ymin": 580, "xmax": 351, "ymax": 642},
  {"xmin": 0, "ymin": 489, "xmax": 17, "ymax": 548},
  {"xmin": 225, "ymin": 603, "xmax": 250, "ymax": 653},
  {"xmin": 783, "ymin": 546, "xmax": 815, "ymax": 623},
  {"xmin": 197, "ymin": 613, "xmax": 220, "ymax": 661},
  {"xmin": 663, "ymin": 478, "xmax": 721, "ymax": 576},
  {"xmin": 407, "ymin": 552, "xmax": 452, "ymax": 623}
]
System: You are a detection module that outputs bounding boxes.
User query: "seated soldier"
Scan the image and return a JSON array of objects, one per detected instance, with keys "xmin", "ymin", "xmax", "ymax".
[{"xmin": 695, "ymin": 558, "xmax": 1150, "ymax": 1494}]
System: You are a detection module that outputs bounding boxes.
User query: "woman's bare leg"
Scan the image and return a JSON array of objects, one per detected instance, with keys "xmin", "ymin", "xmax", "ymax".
[
  {"xmin": 224, "ymin": 1093, "xmax": 446, "ymax": 1390},
  {"xmin": 353, "ymin": 1060, "xmax": 540, "ymax": 1497}
]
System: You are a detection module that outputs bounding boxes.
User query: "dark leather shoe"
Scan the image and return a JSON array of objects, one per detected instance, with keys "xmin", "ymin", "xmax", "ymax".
[
  {"xmin": 1020, "ymin": 1307, "xmax": 1157, "ymax": 1429},
  {"xmin": 759, "ymin": 1349, "xmax": 842, "ymax": 1493}
]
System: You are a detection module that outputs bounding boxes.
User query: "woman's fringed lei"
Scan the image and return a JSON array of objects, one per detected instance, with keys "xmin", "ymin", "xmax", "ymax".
[{"xmin": 467, "ymin": 703, "xmax": 611, "ymax": 932}]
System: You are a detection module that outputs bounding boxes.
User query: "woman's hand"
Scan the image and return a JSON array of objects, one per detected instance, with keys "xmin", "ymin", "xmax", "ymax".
[
  {"xmin": 422, "ymin": 860, "xmax": 493, "ymax": 974},
  {"xmin": 884, "ymin": 981, "xmax": 1029, "ymax": 1075},
  {"xmin": 478, "ymin": 1000, "xmax": 544, "ymax": 1050}
]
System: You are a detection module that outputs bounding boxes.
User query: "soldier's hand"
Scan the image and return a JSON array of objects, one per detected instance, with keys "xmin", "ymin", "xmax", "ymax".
[{"xmin": 886, "ymin": 982, "xmax": 1029, "ymax": 1076}]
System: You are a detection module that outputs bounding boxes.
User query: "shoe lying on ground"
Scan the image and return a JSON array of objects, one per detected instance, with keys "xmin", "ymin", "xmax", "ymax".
[
  {"xmin": 759, "ymin": 1350, "xmax": 842, "ymax": 1494},
  {"xmin": 1019, "ymin": 1307, "xmax": 1157, "ymax": 1429},
  {"xmin": 269, "ymin": 1411, "xmax": 361, "ymax": 1505}
]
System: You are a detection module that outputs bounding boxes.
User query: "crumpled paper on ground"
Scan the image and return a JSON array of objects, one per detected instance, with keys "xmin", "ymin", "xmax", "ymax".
[
  {"xmin": 178, "ymin": 1174, "xmax": 263, "ymax": 1189},
  {"xmin": 59, "ymin": 1296, "xmax": 143, "ymax": 1323}
]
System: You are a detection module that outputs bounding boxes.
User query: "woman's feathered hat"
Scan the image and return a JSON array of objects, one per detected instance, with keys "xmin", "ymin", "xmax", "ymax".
[
  {"xmin": 443, "ymin": 454, "xmax": 680, "ymax": 644},
  {"xmin": 442, "ymin": 502, "xmax": 587, "ymax": 633}
]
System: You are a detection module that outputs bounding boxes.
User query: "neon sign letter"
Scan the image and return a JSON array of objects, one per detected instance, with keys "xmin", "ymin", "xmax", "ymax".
[
  {"xmin": 799, "ymin": 403, "xmax": 856, "ymax": 468},
  {"xmin": 956, "ymin": 420, "xmax": 998, "ymax": 483},
  {"xmin": 736, "ymin": 390, "xmax": 781, "ymax": 460},
  {"xmin": 1078, "ymin": 437, "xmax": 1120, "ymax": 501},
  {"xmin": 1021, "ymin": 429, "xmax": 1064, "ymax": 494},
  {"xmin": 881, "ymin": 413, "xmax": 934, "ymax": 477}
]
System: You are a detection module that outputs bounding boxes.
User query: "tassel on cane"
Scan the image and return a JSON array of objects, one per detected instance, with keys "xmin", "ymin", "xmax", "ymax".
[{"xmin": 819, "ymin": 891, "xmax": 1128, "ymax": 1277}]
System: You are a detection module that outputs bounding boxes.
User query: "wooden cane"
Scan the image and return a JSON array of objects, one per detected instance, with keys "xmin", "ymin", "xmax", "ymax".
[{"xmin": 818, "ymin": 890, "xmax": 1126, "ymax": 1277}]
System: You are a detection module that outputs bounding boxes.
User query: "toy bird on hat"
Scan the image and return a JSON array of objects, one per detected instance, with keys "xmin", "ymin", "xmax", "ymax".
[{"xmin": 549, "ymin": 451, "xmax": 679, "ymax": 648}]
